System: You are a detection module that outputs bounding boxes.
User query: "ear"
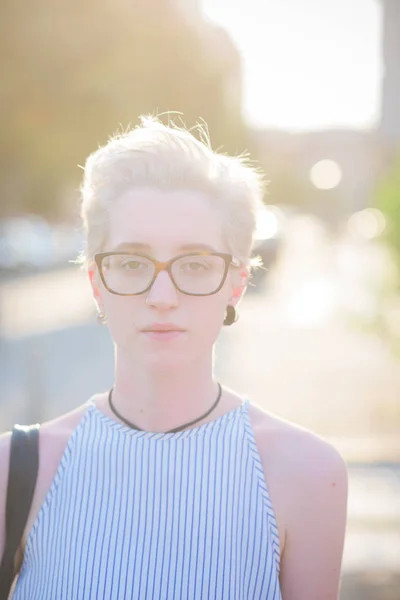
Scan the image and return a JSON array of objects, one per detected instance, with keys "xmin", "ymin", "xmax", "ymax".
[
  {"xmin": 88, "ymin": 262, "xmax": 104, "ymax": 311},
  {"xmin": 230, "ymin": 267, "xmax": 249, "ymax": 307}
]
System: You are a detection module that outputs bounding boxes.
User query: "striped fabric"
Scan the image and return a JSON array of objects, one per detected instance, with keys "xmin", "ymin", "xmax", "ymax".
[{"xmin": 13, "ymin": 399, "xmax": 282, "ymax": 599}]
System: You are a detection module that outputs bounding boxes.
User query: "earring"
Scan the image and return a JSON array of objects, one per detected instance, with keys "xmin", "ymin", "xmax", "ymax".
[
  {"xmin": 224, "ymin": 305, "xmax": 238, "ymax": 326},
  {"xmin": 96, "ymin": 311, "xmax": 107, "ymax": 325}
]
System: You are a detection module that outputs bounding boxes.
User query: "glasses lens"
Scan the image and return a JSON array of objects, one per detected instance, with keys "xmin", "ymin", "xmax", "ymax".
[
  {"xmin": 101, "ymin": 254, "xmax": 154, "ymax": 294},
  {"xmin": 172, "ymin": 254, "xmax": 226, "ymax": 294}
]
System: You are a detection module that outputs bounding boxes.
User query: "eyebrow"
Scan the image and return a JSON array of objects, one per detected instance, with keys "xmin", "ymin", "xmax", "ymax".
[{"xmin": 111, "ymin": 242, "xmax": 218, "ymax": 253}]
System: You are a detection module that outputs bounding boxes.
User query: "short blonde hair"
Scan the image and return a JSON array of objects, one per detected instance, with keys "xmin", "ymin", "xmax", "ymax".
[{"xmin": 78, "ymin": 116, "xmax": 266, "ymax": 270}]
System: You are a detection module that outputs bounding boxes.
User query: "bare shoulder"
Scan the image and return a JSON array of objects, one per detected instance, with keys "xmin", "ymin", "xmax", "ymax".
[
  {"xmin": 249, "ymin": 405, "xmax": 349, "ymax": 597},
  {"xmin": 0, "ymin": 402, "xmax": 91, "ymax": 566},
  {"xmin": 247, "ymin": 403, "xmax": 348, "ymax": 560},
  {"xmin": 249, "ymin": 402, "xmax": 347, "ymax": 471}
]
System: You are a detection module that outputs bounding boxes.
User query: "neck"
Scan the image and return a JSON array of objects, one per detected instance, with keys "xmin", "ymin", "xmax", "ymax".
[{"xmin": 109, "ymin": 349, "xmax": 220, "ymax": 432}]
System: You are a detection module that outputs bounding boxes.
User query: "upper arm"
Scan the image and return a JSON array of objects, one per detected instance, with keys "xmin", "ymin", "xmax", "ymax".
[
  {"xmin": 279, "ymin": 438, "xmax": 348, "ymax": 600},
  {"xmin": 0, "ymin": 432, "xmax": 12, "ymax": 562}
]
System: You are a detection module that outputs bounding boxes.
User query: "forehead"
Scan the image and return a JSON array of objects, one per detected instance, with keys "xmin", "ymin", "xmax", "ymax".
[{"xmin": 107, "ymin": 187, "xmax": 226, "ymax": 252}]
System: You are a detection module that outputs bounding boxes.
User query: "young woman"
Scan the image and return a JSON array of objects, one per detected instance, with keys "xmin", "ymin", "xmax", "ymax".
[{"xmin": 0, "ymin": 117, "xmax": 348, "ymax": 599}]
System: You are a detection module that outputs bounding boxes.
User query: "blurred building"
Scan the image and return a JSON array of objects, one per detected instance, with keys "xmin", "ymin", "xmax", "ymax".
[
  {"xmin": 253, "ymin": 129, "xmax": 379, "ymax": 221},
  {"xmin": 379, "ymin": 0, "xmax": 400, "ymax": 144},
  {"xmin": 253, "ymin": 0, "xmax": 400, "ymax": 224}
]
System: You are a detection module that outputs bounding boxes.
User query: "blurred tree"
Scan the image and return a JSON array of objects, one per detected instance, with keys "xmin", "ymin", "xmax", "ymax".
[
  {"xmin": 0, "ymin": 0, "xmax": 249, "ymax": 219},
  {"xmin": 266, "ymin": 170, "xmax": 311, "ymax": 209},
  {"xmin": 375, "ymin": 152, "xmax": 400, "ymax": 282}
]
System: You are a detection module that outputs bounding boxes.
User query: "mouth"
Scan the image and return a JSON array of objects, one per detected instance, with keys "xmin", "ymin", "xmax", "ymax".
[
  {"xmin": 141, "ymin": 324, "xmax": 186, "ymax": 333},
  {"xmin": 141, "ymin": 329, "xmax": 186, "ymax": 341}
]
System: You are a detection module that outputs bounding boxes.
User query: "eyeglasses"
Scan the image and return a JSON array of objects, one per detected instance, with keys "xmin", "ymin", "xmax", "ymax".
[{"xmin": 94, "ymin": 251, "xmax": 241, "ymax": 296}]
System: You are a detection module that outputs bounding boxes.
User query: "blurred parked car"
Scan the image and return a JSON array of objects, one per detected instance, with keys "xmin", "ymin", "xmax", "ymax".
[
  {"xmin": 0, "ymin": 216, "xmax": 56, "ymax": 273},
  {"xmin": 0, "ymin": 216, "xmax": 84, "ymax": 278}
]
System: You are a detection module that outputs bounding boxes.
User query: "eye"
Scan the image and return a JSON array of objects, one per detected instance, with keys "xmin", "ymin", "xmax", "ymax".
[
  {"xmin": 120, "ymin": 259, "xmax": 149, "ymax": 270},
  {"xmin": 189, "ymin": 262, "xmax": 206, "ymax": 271},
  {"xmin": 181, "ymin": 260, "xmax": 211, "ymax": 272}
]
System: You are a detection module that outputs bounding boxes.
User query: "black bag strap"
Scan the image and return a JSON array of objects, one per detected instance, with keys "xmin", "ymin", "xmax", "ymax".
[{"xmin": 0, "ymin": 424, "xmax": 40, "ymax": 597}]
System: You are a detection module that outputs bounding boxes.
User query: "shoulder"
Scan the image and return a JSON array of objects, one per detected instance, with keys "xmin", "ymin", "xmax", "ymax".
[
  {"xmin": 249, "ymin": 402, "xmax": 348, "ymax": 522},
  {"xmin": 248, "ymin": 403, "xmax": 348, "ymax": 598},
  {"xmin": 22, "ymin": 403, "xmax": 92, "ymax": 485},
  {"xmin": 267, "ymin": 409, "xmax": 348, "ymax": 534},
  {"xmin": 0, "ymin": 402, "xmax": 91, "ymax": 564},
  {"xmin": 34, "ymin": 403, "xmax": 91, "ymax": 484},
  {"xmin": 249, "ymin": 402, "xmax": 348, "ymax": 487}
]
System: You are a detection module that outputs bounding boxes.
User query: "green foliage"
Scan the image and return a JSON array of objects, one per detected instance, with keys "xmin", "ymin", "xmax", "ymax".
[
  {"xmin": 0, "ymin": 2, "xmax": 248, "ymax": 219},
  {"xmin": 375, "ymin": 154, "xmax": 400, "ymax": 277}
]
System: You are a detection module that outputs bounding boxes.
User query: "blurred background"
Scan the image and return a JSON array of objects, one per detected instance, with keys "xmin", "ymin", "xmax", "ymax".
[{"xmin": 1, "ymin": 0, "xmax": 399, "ymax": 597}]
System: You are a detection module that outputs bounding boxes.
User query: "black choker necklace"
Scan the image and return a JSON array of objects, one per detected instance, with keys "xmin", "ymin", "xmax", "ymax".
[{"xmin": 107, "ymin": 383, "xmax": 223, "ymax": 433}]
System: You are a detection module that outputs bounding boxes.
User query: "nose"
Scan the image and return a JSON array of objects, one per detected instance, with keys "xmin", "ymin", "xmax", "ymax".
[{"xmin": 145, "ymin": 270, "xmax": 179, "ymax": 309}]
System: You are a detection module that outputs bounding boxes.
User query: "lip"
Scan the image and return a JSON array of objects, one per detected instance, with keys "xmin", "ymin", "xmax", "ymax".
[
  {"xmin": 142, "ymin": 330, "xmax": 185, "ymax": 341},
  {"xmin": 141, "ymin": 323, "xmax": 186, "ymax": 332}
]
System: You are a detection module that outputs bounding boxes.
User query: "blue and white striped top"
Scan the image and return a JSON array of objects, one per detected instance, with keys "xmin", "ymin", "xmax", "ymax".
[{"xmin": 13, "ymin": 398, "xmax": 282, "ymax": 599}]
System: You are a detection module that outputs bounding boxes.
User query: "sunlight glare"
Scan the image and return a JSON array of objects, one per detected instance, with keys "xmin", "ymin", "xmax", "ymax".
[
  {"xmin": 286, "ymin": 279, "xmax": 337, "ymax": 327},
  {"xmin": 202, "ymin": 0, "xmax": 381, "ymax": 130},
  {"xmin": 254, "ymin": 207, "xmax": 280, "ymax": 241}
]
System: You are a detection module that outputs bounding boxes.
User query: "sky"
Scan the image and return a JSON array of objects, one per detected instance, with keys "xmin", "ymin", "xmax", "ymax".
[{"xmin": 202, "ymin": 0, "xmax": 383, "ymax": 131}]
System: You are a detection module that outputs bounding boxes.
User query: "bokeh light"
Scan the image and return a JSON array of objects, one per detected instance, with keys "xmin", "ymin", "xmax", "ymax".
[
  {"xmin": 310, "ymin": 159, "xmax": 343, "ymax": 190},
  {"xmin": 347, "ymin": 208, "xmax": 387, "ymax": 240}
]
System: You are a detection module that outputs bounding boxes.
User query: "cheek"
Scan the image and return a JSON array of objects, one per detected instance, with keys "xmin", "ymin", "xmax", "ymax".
[
  {"xmin": 190, "ymin": 294, "xmax": 229, "ymax": 336},
  {"xmin": 196, "ymin": 280, "xmax": 232, "ymax": 320},
  {"xmin": 102, "ymin": 296, "xmax": 139, "ymax": 329}
]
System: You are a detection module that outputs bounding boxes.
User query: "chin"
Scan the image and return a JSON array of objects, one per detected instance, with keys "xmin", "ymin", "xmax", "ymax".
[
  {"xmin": 117, "ymin": 333, "xmax": 207, "ymax": 370},
  {"xmin": 143, "ymin": 353, "xmax": 192, "ymax": 374}
]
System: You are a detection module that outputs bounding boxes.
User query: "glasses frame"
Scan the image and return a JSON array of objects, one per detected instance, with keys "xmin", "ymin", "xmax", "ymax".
[{"xmin": 94, "ymin": 251, "xmax": 242, "ymax": 297}]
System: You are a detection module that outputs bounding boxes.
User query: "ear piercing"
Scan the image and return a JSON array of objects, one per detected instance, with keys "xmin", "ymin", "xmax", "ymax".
[
  {"xmin": 97, "ymin": 311, "xmax": 107, "ymax": 325},
  {"xmin": 224, "ymin": 305, "xmax": 238, "ymax": 326}
]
